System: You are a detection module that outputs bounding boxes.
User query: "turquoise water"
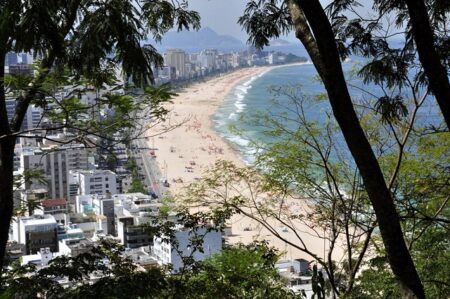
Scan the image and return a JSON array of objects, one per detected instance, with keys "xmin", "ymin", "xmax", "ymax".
[{"xmin": 213, "ymin": 61, "xmax": 441, "ymax": 164}]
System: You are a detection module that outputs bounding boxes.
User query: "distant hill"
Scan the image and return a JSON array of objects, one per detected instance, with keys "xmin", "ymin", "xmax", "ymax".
[
  {"xmin": 153, "ymin": 27, "xmax": 245, "ymax": 52},
  {"xmin": 269, "ymin": 39, "xmax": 292, "ymax": 46}
]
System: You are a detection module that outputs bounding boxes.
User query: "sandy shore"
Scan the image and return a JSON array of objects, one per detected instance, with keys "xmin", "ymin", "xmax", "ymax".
[
  {"xmin": 147, "ymin": 67, "xmax": 268, "ymax": 194},
  {"xmin": 145, "ymin": 64, "xmax": 341, "ymax": 261}
]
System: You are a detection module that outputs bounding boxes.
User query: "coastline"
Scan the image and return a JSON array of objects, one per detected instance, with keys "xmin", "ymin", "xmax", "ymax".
[
  {"xmin": 144, "ymin": 61, "xmax": 332, "ymax": 261},
  {"xmin": 146, "ymin": 61, "xmax": 312, "ymax": 195},
  {"xmin": 146, "ymin": 65, "xmax": 278, "ymax": 195}
]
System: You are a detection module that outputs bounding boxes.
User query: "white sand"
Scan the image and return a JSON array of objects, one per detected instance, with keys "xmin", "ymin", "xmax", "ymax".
[
  {"xmin": 147, "ymin": 67, "xmax": 265, "ymax": 193},
  {"xmin": 146, "ymin": 65, "xmax": 343, "ymax": 262}
]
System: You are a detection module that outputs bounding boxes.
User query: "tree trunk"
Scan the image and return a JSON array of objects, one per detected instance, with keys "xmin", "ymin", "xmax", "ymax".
[
  {"xmin": 291, "ymin": 1, "xmax": 426, "ymax": 297},
  {"xmin": 404, "ymin": 0, "xmax": 450, "ymax": 128},
  {"xmin": 0, "ymin": 53, "xmax": 15, "ymax": 271},
  {"xmin": 0, "ymin": 137, "xmax": 15, "ymax": 271}
]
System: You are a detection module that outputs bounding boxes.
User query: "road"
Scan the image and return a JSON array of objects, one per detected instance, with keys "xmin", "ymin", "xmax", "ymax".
[{"xmin": 132, "ymin": 138, "xmax": 167, "ymax": 198}]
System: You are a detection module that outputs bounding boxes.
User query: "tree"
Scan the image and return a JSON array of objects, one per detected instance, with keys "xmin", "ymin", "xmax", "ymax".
[
  {"xmin": 183, "ymin": 242, "xmax": 299, "ymax": 299},
  {"xmin": 0, "ymin": 0, "xmax": 200, "ymax": 271},
  {"xmin": 178, "ymin": 69, "xmax": 436, "ymax": 295},
  {"xmin": 0, "ymin": 236, "xmax": 298, "ymax": 298},
  {"xmin": 179, "ymin": 85, "xmax": 378, "ymax": 296},
  {"xmin": 401, "ymin": 0, "xmax": 450, "ymax": 127},
  {"xmin": 0, "ymin": 239, "xmax": 169, "ymax": 298},
  {"xmin": 238, "ymin": 1, "xmax": 449, "ymax": 297}
]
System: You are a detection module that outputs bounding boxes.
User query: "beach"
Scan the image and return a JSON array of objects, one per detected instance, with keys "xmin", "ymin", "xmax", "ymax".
[
  {"xmin": 147, "ymin": 67, "xmax": 268, "ymax": 194},
  {"xmin": 145, "ymin": 64, "xmax": 339, "ymax": 261}
]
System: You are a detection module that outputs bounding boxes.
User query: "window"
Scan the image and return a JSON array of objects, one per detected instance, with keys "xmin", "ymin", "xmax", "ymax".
[{"xmin": 105, "ymin": 184, "xmax": 109, "ymax": 188}]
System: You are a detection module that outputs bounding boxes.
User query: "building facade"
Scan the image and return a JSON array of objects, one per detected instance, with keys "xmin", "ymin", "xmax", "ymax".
[
  {"xmin": 74, "ymin": 170, "xmax": 117, "ymax": 196},
  {"xmin": 12, "ymin": 215, "xmax": 58, "ymax": 254},
  {"xmin": 164, "ymin": 49, "xmax": 187, "ymax": 79},
  {"xmin": 152, "ymin": 227, "xmax": 222, "ymax": 273},
  {"xmin": 19, "ymin": 144, "xmax": 89, "ymax": 200},
  {"xmin": 117, "ymin": 217, "xmax": 152, "ymax": 249}
]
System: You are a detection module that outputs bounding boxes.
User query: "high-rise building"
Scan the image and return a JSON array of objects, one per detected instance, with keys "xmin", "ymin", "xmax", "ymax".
[
  {"xmin": 268, "ymin": 52, "xmax": 280, "ymax": 65},
  {"xmin": 164, "ymin": 49, "xmax": 187, "ymax": 79},
  {"xmin": 19, "ymin": 144, "xmax": 90, "ymax": 200},
  {"xmin": 199, "ymin": 49, "xmax": 218, "ymax": 70},
  {"xmin": 72, "ymin": 170, "xmax": 117, "ymax": 196}
]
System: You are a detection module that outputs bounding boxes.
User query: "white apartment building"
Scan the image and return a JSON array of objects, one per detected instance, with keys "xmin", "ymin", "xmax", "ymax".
[
  {"xmin": 199, "ymin": 49, "xmax": 218, "ymax": 70},
  {"xmin": 268, "ymin": 52, "xmax": 280, "ymax": 65},
  {"xmin": 19, "ymin": 144, "xmax": 89, "ymax": 199},
  {"xmin": 12, "ymin": 214, "xmax": 58, "ymax": 254},
  {"xmin": 152, "ymin": 226, "xmax": 222, "ymax": 273},
  {"xmin": 72, "ymin": 170, "xmax": 117, "ymax": 196},
  {"xmin": 113, "ymin": 193, "xmax": 161, "ymax": 224}
]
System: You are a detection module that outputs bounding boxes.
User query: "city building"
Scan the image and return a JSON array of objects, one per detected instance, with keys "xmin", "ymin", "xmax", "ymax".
[
  {"xmin": 68, "ymin": 214, "xmax": 98, "ymax": 238},
  {"xmin": 57, "ymin": 224, "xmax": 85, "ymax": 240},
  {"xmin": 19, "ymin": 144, "xmax": 89, "ymax": 200},
  {"xmin": 152, "ymin": 226, "xmax": 222, "ymax": 273},
  {"xmin": 117, "ymin": 217, "xmax": 153, "ymax": 249},
  {"xmin": 5, "ymin": 52, "xmax": 18, "ymax": 66},
  {"xmin": 20, "ymin": 52, "xmax": 30, "ymax": 64},
  {"xmin": 231, "ymin": 53, "xmax": 243, "ymax": 68},
  {"xmin": 199, "ymin": 49, "xmax": 218, "ymax": 70},
  {"xmin": 156, "ymin": 66, "xmax": 176, "ymax": 83},
  {"xmin": 5, "ymin": 98, "xmax": 43, "ymax": 131},
  {"xmin": 276, "ymin": 259, "xmax": 313, "ymax": 296},
  {"xmin": 9, "ymin": 63, "xmax": 33, "ymax": 76},
  {"xmin": 75, "ymin": 194, "xmax": 116, "ymax": 235},
  {"xmin": 41, "ymin": 198, "xmax": 69, "ymax": 216},
  {"xmin": 164, "ymin": 49, "xmax": 187, "ymax": 79},
  {"xmin": 12, "ymin": 214, "xmax": 58, "ymax": 254},
  {"xmin": 268, "ymin": 52, "xmax": 280, "ymax": 65},
  {"xmin": 21, "ymin": 247, "xmax": 58, "ymax": 267},
  {"xmin": 59, "ymin": 238, "xmax": 94, "ymax": 257},
  {"xmin": 5, "ymin": 241, "xmax": 26, "ymax": 263},
  {"xmin": 113, "ymin": 192, "xmax": 161, "ymax": 225},
  {"xmin": 73, "ymin": 170, "xmax": 117, "ymax": 196},
  {"xmin": 124, "ymin": 247, "xmax": 158, "ymax": 269},
  {"xmin": 93, "ymin": 196, "xmax": 116, "ymax": 236}
]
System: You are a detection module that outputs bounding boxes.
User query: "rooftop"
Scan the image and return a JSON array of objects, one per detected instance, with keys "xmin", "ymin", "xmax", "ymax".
[
  {"xmin": 41, "ymin": 198, "xmax": 68, "ymax": 207},
  {"xmin": 20, "ymin": 214, "xmax": 57, "ymax": 226},
  {"xmin": 21, "ymin": 144, "xmax": 85, "ymax": 156},
  {"xmin": 75, "ymin": 169, "xmax": 116, "ymax": 176}
]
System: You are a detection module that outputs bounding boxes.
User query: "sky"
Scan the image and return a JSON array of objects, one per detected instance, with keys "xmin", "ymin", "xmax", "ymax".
[
  {"xmin": 184, "ymin": 0, "xmax": 384, "ymax": 47},
  {"xmin": 187, "ymin": 0, "xmax": 249, "ymax": 41},
  {"xmin": 186, "ymin": 0, "xmax": 338, "ymax": 43}
]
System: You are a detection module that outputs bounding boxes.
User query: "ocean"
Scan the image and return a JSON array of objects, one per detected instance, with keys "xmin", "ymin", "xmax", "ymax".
[{"xmin": 213, "ymin": 61, "xmax": 441, "ymax": 164}]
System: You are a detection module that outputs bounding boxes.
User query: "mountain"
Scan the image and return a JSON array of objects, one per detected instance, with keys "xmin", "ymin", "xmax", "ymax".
[
  {"xmin": 153, "ymin": 27, "xmax": 245, "ymax": 52},
  {"xmin": 269, "ymin": 39, "xmax": 292, "ymax": 46}
]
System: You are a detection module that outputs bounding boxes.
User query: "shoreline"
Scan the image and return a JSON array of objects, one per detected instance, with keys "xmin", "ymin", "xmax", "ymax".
[
  {"xmin": 144, "ymin": 61, "xmax": 332, "ymax": 261},
  {"xmin": 146, "ymin": 64, "xmax": 287, "ymax": 194},
  {"xmin": 211, "ymin": 61, "xmax": 313, "ymax": 165}
]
